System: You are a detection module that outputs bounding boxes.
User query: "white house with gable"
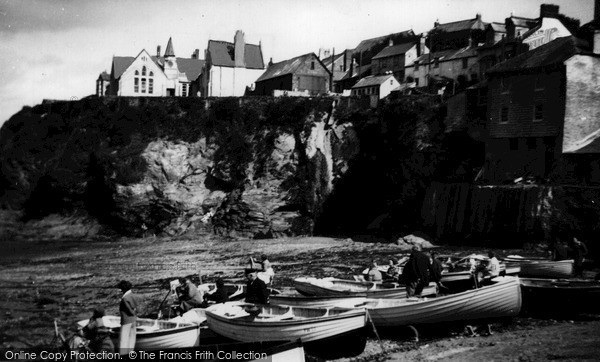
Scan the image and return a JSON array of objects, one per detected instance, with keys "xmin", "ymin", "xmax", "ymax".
[{"xmin": 202, "ymin": 30, "xmax": 265, "ymax": 97}]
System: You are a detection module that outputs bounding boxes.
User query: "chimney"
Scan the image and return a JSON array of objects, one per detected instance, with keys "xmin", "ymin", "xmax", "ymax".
[
  {"xmin": 419, "ymin": 35, "xmax": 427, "ymax": 56},
  {"xmin": 476, "ymin": 13, "xmax": 482, "ymax": 21},
  {"xmin": 268, "ymin": 57, "xmax": 273, "ymax": 67},
  {"xmin": 191, "ymin": 49, "xmax": 199, "ymax": 59},
  {"xmin": 157, "ymin": 45, "xmax": 161, "ymax": 57},
  {"xmin": 434, "ymin": 19, "xmax": 440, "ymax": 28},
  {"xmin": 594, "ymin": 30, "xmax": 600, "ymax": 55},
  {"xmin": 234, "ymin": 30, "xmax": 245, "ymax": 67},
  {"xmin": 540, "ymin": 4, "xmax": 559, "ymax": 19},
  {"xmin": 389, "ymin": 39, "xmax": 394, "ymax": 47},
  {"xmin": 468, "ymin": 37, "xmax": 473, "ymax": 48}
]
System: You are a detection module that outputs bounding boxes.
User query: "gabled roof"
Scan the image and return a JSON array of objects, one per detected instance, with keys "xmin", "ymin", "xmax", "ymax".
[
  {"xmin": 372, "ymin": 42, "xmax": 416, "ymax": 60},
  {"xmin": 435, "ymin": 17, "xmax": 488, "ymax": 33},
  {"xmin": 508, "ymin": 16, "xmax": 538, "ymax": 28},
  {"xmin": 486, "ymin": 36, "xmax": 589, "ymax": 75},
  {"xmin": 111, "ymin": 53, "xmax": 204, "ymax": 81},
  {"xmin": 98, "ymin": 71, "xmax": 110, "ymax": 81},
  {"xmin": 352, "ymin": 74, "xmax": 397, "ymax": 88},
  {"xmin": 490, "ymin": 22, "xmax": 506, "ymax": 33},
  {"xmin": 353, "ymin": 30, "xmax": 416, "ymax": 54},
  {"xmin": 411, "ymin": 46, "xmax": 478, "ymax": 65},
  {"xmin": 176, "ymin": 58, "xmax": 205, "ymax": 81},
  {"xmin": 112, "ymin": 56, "xmax": 136, "ymax": 79},
  {"xmin": 207, "ymin": 40, "xmax": 264, "ymax": 69},
  {"xmin": 256, "ymin": 53, "xmax": 330, "ymax": 83}
]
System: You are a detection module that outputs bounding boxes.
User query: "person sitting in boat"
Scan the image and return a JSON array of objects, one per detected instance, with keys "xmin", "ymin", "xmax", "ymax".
[
  {"xmin": 401, "ymin": 245, "xmax": 431, "ymax": 297},
  {"xmin": 203, "ymin": 278, "xmax": 229, "ymax": 305},
  {"xmin": 570, "ymin": 237, "xmax": 588, "ymax": 277},
  {"xmin": 480, "ymin": 251, "xmax": 500, "ymax": 284},
  {"xmin": 176, "ymin": 278, "xmax": 203, "ymax": 312},
  {"xmin": 367, "ymin": 260, "xmax": 383, "ymax": 282},
  {"xmin": 429, "ymin": 251, "xmax": 444, "ymax": 290},
  {"xmin": 244, "ymin": 268, "xmax": 269, "ymax": 304},
  {"xmin": 250, "ymin": 254, "xmax": 275, "ymax": 286},
  {"xmin": 386, "ymin": 259, "xmax": 400, "ymax": 279},
  {"xmin": 80, "ymin": 308, "xmax": 114, "ymax": 353}
]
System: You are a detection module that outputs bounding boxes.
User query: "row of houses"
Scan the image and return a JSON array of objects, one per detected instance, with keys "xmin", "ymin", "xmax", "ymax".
[{"xmin": 95, "ymin": 4, "xmax": 578, "ymax": 100}]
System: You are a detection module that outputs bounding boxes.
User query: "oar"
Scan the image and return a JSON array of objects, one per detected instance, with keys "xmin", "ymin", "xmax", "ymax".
[
  {"xmin": 365, "ymin": 310, "xmax": 385, "ymax": 352},
  {"xmin": 156, "ymin": 288, "xmax": 172, "ymax": 318}
]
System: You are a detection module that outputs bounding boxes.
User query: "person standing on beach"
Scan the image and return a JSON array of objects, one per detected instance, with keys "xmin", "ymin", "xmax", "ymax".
[
  {"xmin": 402, "ymin": 245, "xmax": 431, "ymax": 297},
  {"xmin": 118, "ymin": 280, "xmax": 140, "ymax": 355}
]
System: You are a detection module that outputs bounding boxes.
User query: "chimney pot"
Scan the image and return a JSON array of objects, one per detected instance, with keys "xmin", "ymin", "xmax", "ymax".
[{"xmin": 268, "ymin": 57, "xmax": 273, "ymax": 66}]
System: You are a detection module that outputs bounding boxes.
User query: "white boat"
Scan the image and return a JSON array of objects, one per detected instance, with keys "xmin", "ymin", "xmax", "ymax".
[
  {"xmin": 294, "ymin": 277, "xmax": 436, "ymax": 298},
  {"xmin": 438, "ymin": 254, "xmax": 520, "ymax": 289},
  {"xmin": 354, "ymin": 276, "xmax": 522, "ymax": 327},
  {"xmin": 270, "ymin": 294, "xmax": 367, "ymax": 308},
  {"xmin": 504, "ymin": 256, "xmax": 574, "ymax": 278},
  {"xmin": 204, "ymin": 301, "xmax": 367, "ymax": 343},
  {"xmin": 77, "ymin": 316, "xmax": 200, "ymax": 350}
]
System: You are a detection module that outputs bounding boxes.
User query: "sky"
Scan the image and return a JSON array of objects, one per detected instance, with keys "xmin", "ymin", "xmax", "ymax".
[{"xmin": 0, "ymin": 0, "xmax": 595, "ymax": 127}]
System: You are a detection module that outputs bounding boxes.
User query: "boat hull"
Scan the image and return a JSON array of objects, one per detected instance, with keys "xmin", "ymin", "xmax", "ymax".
[
  {"xmin": 205, "ymin": 302, "xmax": 367, "ymax": 343},
  {"xmin": 363, "ymin": 276, "xmax": 522, "ymax": 327},
  {"xmin": 520, "ymin": 277, "xmax": 600, "ymax": 315},
  {"xmin": 78, "ymin": 316, "xmax": 200, "ymax": 350},
  {"xmin": 270, "ymin": 294, "xmax": 367, "ymax": 308},
  {"xmin": 505, "ymin": 258, "xmax": 573, "ymax": 278},
  {"xmin": 294, "ymin": 277, "xmax": 436, "ymax": 298}
]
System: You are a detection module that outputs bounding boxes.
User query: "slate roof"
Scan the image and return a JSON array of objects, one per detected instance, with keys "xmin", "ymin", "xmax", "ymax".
[
  {"xmin": 111, "ymin": 55, "xmax": 204, "ymax": 81},
  {"xmin": 409, "ymin": 46, "xmax": 478, "ymax": 66},
  {"xmin": 98, "ymin": 71, "xmax": 110, "ymax": 81},
  {"xmin": 435, "ymin": 17, "xmax": 488, "ymax": 33},
  {"xmin": 352, "ymin": 74, "xmax": 396, "ymax": 88},
  {"xmin": 486, "ymin": 36, "xmax": 589, "ymax": 75},
  {"xmin": 509, "ymin": 16, "xmax": 538, "ymax": 28},
  {"xmin": 207, "ymin": 40, "xmax": 264, "ymax": 69},
  {"xmin": 256, "ymin": 53, "xmax": 329, "ymax": 82},
  {"xmin": 490, "ymin": 22, "xmax": 506, "ymax": 33},
  {"xmin": 372, "ymin": 42, "xmax": 416, "ymax": 60},
  {"xmin": 353, "ymin": 30, "xmax": 416, "ymax": 54}
]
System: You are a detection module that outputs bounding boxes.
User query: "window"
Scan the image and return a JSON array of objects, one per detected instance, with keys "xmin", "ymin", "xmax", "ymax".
[
  {"xmin": 415, "ymin": 61, "xmax": 420, "ymax": 70},
  {"xmin": 134, "ymin": 78, "xmax": 139, "ymax": 92},
  {"xmin": 509, "ymin": 138, "xmax": 519, "ymax": 151},
  {"xmin": 390, "ymin": 79, "xmax": 393, "ymax": 85},
  {"xmin": 149, "ymin": 79, "xmax": 153, "ymax": 94},
  {"xmin": 500, "ymin": 106, "xmax": 509, "ymax": 123},
  {"xmin": 462, "ymin": 58, "xmax": 468, "ymax": 69},
  {"xmin": 141, "ymin": 78, "xmax": 146, "ymax": 93},
  {"xmin": 142, "ymin": 66, "xmax": 146, "ymax": 76},
  {"xmin": 339, "ymin": 65, "xmax": 343, "ymax": 71},
  {"xmin": 434, "ymin": 57, "xmax": 439, "ymax": 68},
  {"xmin": 311, "ymin": 61, "xmax": 315, "ymax": 70},
  {"xmin": 527, "ymin": 137, "xmax": 537, "ymax": 150},
  {"xmin": 149, "ymin": 71, "xmax": 154, "ymax": 77},
  {"xmin": 534, "ymin": 104, "xmax": 543, "ymax": 121},
  {"xmin": 182, "ymin": 83, "xmax": 188, "ymax": 97},
  {"xmin": 500, "ymin": 79, "xmax": 509, "ymax": 94},
  {"xmin": 135, "ymin": 70, "xmax": 139, "ymax": 75}
]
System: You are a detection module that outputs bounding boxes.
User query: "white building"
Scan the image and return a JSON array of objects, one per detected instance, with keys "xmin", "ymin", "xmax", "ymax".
[
  {"xmin": 521, "ymin": 17, "xmax": 572, "ymax": 50},
  {"xmin": 202, "ymin": 30, "xmax": 265, "ymax": 97},
  {"xmin": 102, "ymin": 38, "xmax": 204, "ymax": 97},
  {"xmin": 351, "ymin": 74, "xmax": 401, "ymax": 99}
]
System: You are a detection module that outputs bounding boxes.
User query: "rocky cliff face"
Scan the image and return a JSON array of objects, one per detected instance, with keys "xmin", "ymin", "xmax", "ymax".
[{"xmin": 0, "ymin": 97, "xmax": 362, "ymax": 238}]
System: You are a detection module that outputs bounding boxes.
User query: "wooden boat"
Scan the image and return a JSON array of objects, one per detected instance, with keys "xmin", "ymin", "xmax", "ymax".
[
  {"xmin": 520, "ymin": 277, "xmax": 600, "ymax": 315},
  {"xmin": 77, "ymin": 316, "xmax": 200, "ymax": 350},
  {"xmin": 294, "ymin": 277, "xmax": 436, "ymax": 298},
  {"xmin": 437, "ymin": 254, "xmax": 519, "ymax": 292},
  {"xmin": 352, "ymin": 276, "xmax": 522, "ymax": 327},
  {"xmin": 270, "ymin": 294, "xmax": 367, "ymax": 308},
  {"xmin": 504, "ymin": 256, "xmax": 574, "ymax": 278},
  {"xmin": 204, "ymin": 301, "xmax": 367, "ymax": 343}
]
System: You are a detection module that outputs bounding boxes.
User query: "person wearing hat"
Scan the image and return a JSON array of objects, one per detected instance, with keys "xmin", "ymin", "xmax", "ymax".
[
  {"xmin": 203, "ymin": 278, "xmax": 229, "ymax": 305},
  {"xmin": 117, "ymin": 280, "xmax": 140, "ymax": 355},
  {"xmin": 81, "ymin": 308, "xmax": 114, "ymax": 353},
  {"xmin": 244, "ymin": 268, "xmax": 269, "ymax": 304},
  {"xmin": 401, "ymin": 245, "xmax": 431, "ymax": 297}
]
